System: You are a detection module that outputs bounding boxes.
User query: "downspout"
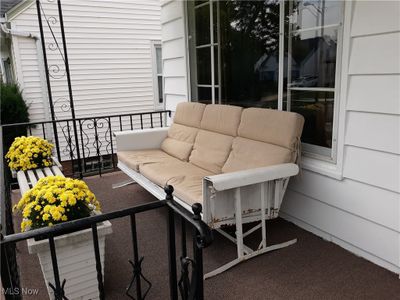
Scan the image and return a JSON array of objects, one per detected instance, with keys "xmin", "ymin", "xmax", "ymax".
[{"xmin": 0, "ymin": 22, "xmax": 52, "ymax": 130}]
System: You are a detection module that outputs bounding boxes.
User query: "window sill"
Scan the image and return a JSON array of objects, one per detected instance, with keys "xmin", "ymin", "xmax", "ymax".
[{"xmin": 300, "ymin": 156, "xmax": 344, "ymax": 180}]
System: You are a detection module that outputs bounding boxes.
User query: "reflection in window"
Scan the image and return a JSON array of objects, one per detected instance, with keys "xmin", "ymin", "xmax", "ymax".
[
  {"xmin": 289, "ymin": 28, "xmax": 338, "ymax": 88},
  {"xmin": 287, "ymin": 1, "xmax": 343, "ymax": 152},
  {"xmin": 288, "ymin": 91, "xmax": 334, "ymax": 148},
  {"xmin": 219, "ymin": 0, "xmax": 281, "ymax": 108}
]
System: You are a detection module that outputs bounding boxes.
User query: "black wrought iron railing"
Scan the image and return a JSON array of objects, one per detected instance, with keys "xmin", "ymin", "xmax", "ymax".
[
  {"xmin": 1, "ymin": 110, "xmax": 171, "ymax": 178},
  {"xmin": 1, "ymin": 186, "xmax": 213, "ymax": 300}
]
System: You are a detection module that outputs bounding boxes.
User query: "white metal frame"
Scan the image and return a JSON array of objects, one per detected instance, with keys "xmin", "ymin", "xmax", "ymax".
[
  {"xmin": 118, "ymin": 158, "xmax": 299, "ymax": 279},
  {"xmin": 203, "ymin": 177, "xmax": 297, "ymax": 279},
  {"xmin": 115, "ymin": 128, "xmax": 300, "ymax": 278}
]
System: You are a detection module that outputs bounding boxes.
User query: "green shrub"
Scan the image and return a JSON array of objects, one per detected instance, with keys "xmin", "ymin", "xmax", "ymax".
[{"xmin": 1, "ymin": 82, "xmax": 30, "ymax": 152}]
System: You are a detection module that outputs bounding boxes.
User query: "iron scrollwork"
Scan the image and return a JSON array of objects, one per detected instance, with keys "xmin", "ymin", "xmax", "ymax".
[
  {"xmin": 178, "ymin": 257, "xmax": 197, "ymax": 300},
  {"xmin": 48, "ymin": 279, "xmax": 68, "ymax": 300},
  {"xmin": 126, "ymin": 257, "xmax": 152, "ymax": 300},
  {"xmin": 60, "ymin": 121, "xmax": 76, "ymax": 160},
  {"xmin": 53, "ymin": 97, "xmax": 71, "ymax": 113}
]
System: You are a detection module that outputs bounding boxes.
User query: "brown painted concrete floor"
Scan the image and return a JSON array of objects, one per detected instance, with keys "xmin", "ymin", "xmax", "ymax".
[{"xmin": 11, "ymin": 171, "xmax": 400, "ymax": 299}]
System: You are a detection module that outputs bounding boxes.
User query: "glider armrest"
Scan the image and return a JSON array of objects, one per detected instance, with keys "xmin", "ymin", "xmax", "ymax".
[
  {"xmin": 114, "ymin": 127, "xmax": 169, "ymax": 151},
  {"xmin": 204, "ymin": 163, "xmax": 299, "ymax": 191}
]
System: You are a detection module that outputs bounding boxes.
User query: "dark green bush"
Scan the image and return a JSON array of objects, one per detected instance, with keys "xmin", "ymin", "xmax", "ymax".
[{"xmin": 1, "ymin": 82, "xmax": 30, "ymax": 152}]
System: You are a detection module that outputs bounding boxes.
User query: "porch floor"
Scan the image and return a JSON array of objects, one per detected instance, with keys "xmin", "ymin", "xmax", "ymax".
[{"xmin": 12, "ymin": 171, "xmax": 400, "ymax": 299}]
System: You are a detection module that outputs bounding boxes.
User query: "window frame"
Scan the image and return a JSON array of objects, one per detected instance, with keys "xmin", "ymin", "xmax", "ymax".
[
  {"xmin": 188, "ymin": 0, "xmax": 220, "ymax": 104},
  {"xmin": 151, "ymin": 40, "xmax": 164, "ymax": 110},
  {"xmin": 1, "ymin": 57, "xmax": 13, "ymax": 84},
  {"xmin": 285, "ymin": 1, "xmax": 345, "ymax": 162},
  {"xmin": 184, "ymin": 0, "xmax": 350, "ymax": 177}
]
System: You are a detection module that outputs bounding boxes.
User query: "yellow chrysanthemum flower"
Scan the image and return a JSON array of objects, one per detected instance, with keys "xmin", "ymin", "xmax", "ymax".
[
  {"xmin": 5, "ymin": 136, "xmax": 54, "ymax": 171},
  {"xmin": 14, "ymin": 176, "xmax": 101, "ymax": 231}
]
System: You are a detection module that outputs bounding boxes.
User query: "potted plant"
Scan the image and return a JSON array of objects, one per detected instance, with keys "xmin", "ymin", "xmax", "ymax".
[
  {"xmin": 14, "ymin": 175, "xmax": 112, "ymax": 299},
  {"xmin": 5, "ymin": 136, "xmax": 54, "ymax": 172}
]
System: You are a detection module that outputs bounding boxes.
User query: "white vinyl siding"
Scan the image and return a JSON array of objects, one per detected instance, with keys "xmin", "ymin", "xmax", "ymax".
[
  {"xmin": 9, "ymin": 0, "xmax": 161, "ymax": 160},
  {"xmin": 346, "ymin": 75, "xmax": 400, "ymax": 115},
  {"xmin": 345, "ymin": 112, "xmax": 400, "ymax": 155},
  {"xmin": 161, "ymin": 0, "xmax": 188, "ymax": 115},
  {"xmin": 10, "ymin": 36, "xmax": 48, "ymax": 123}
]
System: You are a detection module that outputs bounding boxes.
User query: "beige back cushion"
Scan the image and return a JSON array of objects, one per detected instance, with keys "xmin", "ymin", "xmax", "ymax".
[
  {"xmin": 222, "ymin": 137, "xmax": 292, "ymax": 173},
  {"xmin": 189, "ymin": 105, "xmax": 242, "ymax": 173},
  {"xmin": 222, "ymin": 107, "xmax": 304, "ymax": 173},
  {"xmin": 189, "ymin": 130, "xmax": 234, "ymax": 173},
  {"xmin": 161, "ymin": 123, "xmax": 198, "ymax": 161},
  {"xmin": 174, "ymin": 102, "xmax": 206, "ymax": 127},
  {"xmin": 238, "ymin": 108, "xmax": 304, "ymax": 150},
  {"xmin": 200, "ymin": 104, "xmax": 243, "ymax": 136},
  {"xmin": 161, "ymin": 102, "xmax": 206, "ymax": 161}
]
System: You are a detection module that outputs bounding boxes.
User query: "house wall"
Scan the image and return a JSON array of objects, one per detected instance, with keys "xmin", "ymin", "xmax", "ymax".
[
  {"xmin": 7, "ymin": 0, "xmax": 162, "ymax": 160},
  {"xmin": 160, "ymin": 0, "xmax": 188, "ymax": 115},
  {"xmin": 282, "ymin": 1, "xmax": 400, "ymax": 274},
  {"xmin": 161, "ymin": 0, "xmax": 400, "ymax": 274}
]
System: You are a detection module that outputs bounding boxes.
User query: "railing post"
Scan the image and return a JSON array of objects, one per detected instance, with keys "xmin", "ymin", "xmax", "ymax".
[
  {"xmin": 1, "ymin": 229, "xmax": 21, "ymax": 300},
  {"xmin": 48, "ymin": 236, "xmax": 66, "ymax": 300},
  {"xmin": 36, "ymin": 0, "xmax": 61, "ymax": 161},
  {"xmin": 191, "ymin": 203, "xmax": 204, "ymax": 300},
  {"xmin": 91, "ymin": 224, "xmax": 105, "ymax": 300},
  {"xmin": 165, "ymin": 185, "xmax": 178, "ymax": 300},
  {"xmin": 179, "ymin": 216, "xmax": 189, "ymax": 298},
  {"xmin": 57, "ymin": 0, "xmax": 83, "ymax": 178},
  {"xmin": 1, "ymin": 126, "xmax": 21, "ymax": 299}
]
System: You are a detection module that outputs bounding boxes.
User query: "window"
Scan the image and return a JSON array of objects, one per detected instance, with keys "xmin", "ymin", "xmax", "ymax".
[
  {"xmin": 152, "ymin": 42, "xmax": 163, "ymax": 108},
  {"xmin": 1, "ymin": 58, "xmax": 13, "ymax": 84},
  {"xmin": 187, "ymin": 0, "xmax": 344, "ymax": 159},
  {"xmin": 187, "ymin": 0, "xmax": 220, "ymax": 104}
]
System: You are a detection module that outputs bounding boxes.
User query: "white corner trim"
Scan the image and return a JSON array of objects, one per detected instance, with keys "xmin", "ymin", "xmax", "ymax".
[
  {"xmin": 9, "ymin": 25, "xmax": 24, "ymax": 90},
  {"xmin": 334, "ymin": 0, "xmax": 354, "ymax": 177},
  {"xmin": 182, "ymin": 0, "xmax": 191, "ymax": 101}
]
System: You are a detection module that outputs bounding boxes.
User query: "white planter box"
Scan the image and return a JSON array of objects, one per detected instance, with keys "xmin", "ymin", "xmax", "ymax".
[{"xmin": 27, "ymin": 220, "xmax": 112, "ymax": 300}]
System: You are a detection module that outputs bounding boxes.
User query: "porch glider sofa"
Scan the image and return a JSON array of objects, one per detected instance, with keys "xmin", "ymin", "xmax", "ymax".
[{"xmin": 115, "ymin": 103, "xmax": 304, "ymax": 277}]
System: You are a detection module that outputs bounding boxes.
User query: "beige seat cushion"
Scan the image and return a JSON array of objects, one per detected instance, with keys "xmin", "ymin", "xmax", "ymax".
[
  {"xmin": 238, "ymin": 108, "xmax": 304, "ymax": 150},
  {"xmin": 117, "ymin": 150, "xmax": 176, "ymax": 172},
  {"xmin": 200, "ymin": 104, "xmax": 242, "ymax": 136},
  {"xmin": 222, "ymin": 137, "xmax": 293, "ymax": 173},
  {"xmin": 173, "ymin": 175, "xmax": 205, "ymax": 205},
  {"xmin": 140, "ymin": 160, "xmax": 213, "ymax": 204},
  {"xmin": 161, "ymin": 123, "xmax": 198, "ymax": 161},
  {"xmin": 189, "ymin": 130, "xmax": 234, "ymax": 174}
]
